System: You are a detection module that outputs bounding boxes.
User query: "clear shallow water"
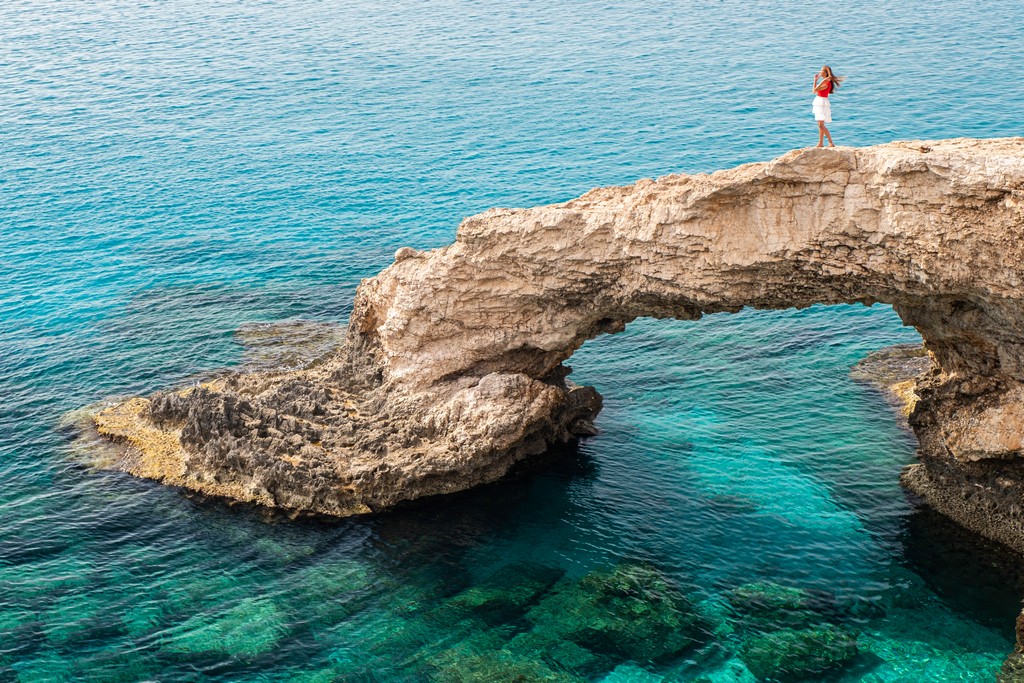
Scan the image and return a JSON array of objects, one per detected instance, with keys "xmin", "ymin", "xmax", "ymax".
[{"xmin": 2, "ymin": 0, "xmax": 1024, "ymax": 680}]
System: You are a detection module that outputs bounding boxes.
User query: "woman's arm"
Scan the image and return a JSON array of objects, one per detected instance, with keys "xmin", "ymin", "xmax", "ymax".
[{"xmin": 812, "ymin": 76, "xmax": 829, "ymax": 93}]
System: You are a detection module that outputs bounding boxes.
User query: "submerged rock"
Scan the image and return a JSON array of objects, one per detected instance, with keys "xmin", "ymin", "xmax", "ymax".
[
  {"xmin": 689, "ymin": 657, "xmax": 757, "ymax": 683},
  {"xmin": 418, "ymin": 561, "xmax": 714, "ymax": 680},
  {"xmin": 1001, "ymin": 653, "xmax": 1024, "ymax": 683},
  {"xmin": 431, "ymin": 563, "xmax": 566, "ymax": 627},
  {"xmin": 283, "ymin": 560, "xmax": 376, "ymax": 626},
  {"xmin": 421, "ymin": 624, "xmax": 584, "ymax": 683},
  {"xmin": 426, "ymin": 644, "xmax": 583, "ymax": 683},
  {"xmin": 1000, "ymin": 653, "xmax": 1024, "ymax": 683},
  {"xmin": 998, "ymin": 609, "xmax": 1024, "ymax": 683},
  {"xmin": 724, "ymin": 581, "xmax": 840, "ymax": 630},
  {"xmin": 506, "ymin": 628, "xmax": 612, "ymax": 678},
  {"xmin": 720, "ymin": 581, "xmax": 864, "ymax": 682},
  {"xmin": 600, "ymin": 663, "xmax": 665, "ymax": 682},
  {"xmin": 738, "ymin": 626, "xmax": 859, "ymax": 682},
  {"xmin": 234, "ymin": 319, "xmax": 348, "ymax": 371},
  {"xmin": 161, "ymin": 597, "xmax": 286, "ymax": 658},
  {"xmin": 522, "ymin": 562, "xmax": 710, "ymax": 666}
]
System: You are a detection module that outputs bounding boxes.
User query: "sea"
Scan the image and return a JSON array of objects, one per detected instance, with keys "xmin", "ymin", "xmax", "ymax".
[{"xmin": 2, "ymin": 1, "xmax": 1024, "ymax": 680}]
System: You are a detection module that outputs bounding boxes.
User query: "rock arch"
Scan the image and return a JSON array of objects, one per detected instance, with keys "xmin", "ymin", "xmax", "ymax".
[{"xmin": 94, "ymin": 138, "xmax": 1024, "ymax": 554}]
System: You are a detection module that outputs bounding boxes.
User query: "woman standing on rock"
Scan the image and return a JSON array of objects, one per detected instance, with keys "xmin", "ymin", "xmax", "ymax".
[{"xmin": 812, "ymin": 65, "xmax": 844, "ymax": 147}]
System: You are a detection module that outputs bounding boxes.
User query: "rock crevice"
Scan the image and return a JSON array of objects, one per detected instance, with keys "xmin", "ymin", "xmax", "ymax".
[{"xmin": 92, "ymin": 138, "xmax": 1024, "ymax": 553}]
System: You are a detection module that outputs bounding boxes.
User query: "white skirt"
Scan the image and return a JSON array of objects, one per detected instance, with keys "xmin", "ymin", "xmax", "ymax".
[{"xmin": 813, "ymin": 96, "xmax": 832, "ymax": 123}]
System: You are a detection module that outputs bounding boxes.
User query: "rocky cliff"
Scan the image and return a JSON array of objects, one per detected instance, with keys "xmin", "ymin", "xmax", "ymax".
[{"xmin": 92, "ymin": 138, "xmax": 1024, "ymax": 555}]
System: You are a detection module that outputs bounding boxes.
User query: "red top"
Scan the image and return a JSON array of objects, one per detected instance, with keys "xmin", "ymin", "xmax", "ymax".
[{"xmin": 815, "ymin": 80, "xmax": 832, "ymax": 97}]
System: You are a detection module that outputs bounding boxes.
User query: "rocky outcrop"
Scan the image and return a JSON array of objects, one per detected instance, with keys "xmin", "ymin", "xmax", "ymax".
[
  {"xmin": 92, "ymin": 138, "xmax": 1024, "ymax": 549},
  {"xmin": 850, "ymin": 344, "xmax": 930, "ymax": 421}
]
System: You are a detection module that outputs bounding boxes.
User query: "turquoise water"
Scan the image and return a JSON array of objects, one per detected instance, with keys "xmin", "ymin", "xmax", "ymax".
[{"xmin": 3, "ymin": 0, "xmax": 1024, "ymax": 680}]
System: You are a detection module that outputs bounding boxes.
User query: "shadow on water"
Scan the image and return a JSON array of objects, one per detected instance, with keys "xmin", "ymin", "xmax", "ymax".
[
  {"xmin": 379, "ymin": 440, "xmax": 599, "ymax": 521},
  {"xmin": 901, "ymin": 502, "xmax": 1024, "ymax": 635},
  {"xmin": 176, "ymin": 438, "xmax": 599, "ymax": 557}
]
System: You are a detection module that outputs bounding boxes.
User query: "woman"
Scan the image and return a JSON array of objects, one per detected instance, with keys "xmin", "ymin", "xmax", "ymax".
[{"xmin": 812, "ymin": 65, "xmax": 844, "ymax": 147}]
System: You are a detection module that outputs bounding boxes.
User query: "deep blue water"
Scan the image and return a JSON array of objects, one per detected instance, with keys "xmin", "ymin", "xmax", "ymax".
[{"xmin": 3, "ymin": 1, "xmax": 1024, "ymax": 680}]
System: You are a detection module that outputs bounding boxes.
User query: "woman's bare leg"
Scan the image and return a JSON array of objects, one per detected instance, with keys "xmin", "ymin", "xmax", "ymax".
[
  {"xmin": 824, "ymin": 124, "xmax": 835, "ymax": 147},
  {"xmin": 817, "ymin": 121, "xmax": 826, "ymax": 147}
]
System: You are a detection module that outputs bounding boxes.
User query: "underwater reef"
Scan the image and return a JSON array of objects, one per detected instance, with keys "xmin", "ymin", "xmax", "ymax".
[{"xmin": 338, "ymin": 560, "xmax": 871, "ymax": 682}]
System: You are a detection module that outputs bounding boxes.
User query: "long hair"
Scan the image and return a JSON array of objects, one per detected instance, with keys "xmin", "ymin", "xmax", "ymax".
[{"xmin": 822, "ymin": 65, "xmax": 847, "ymax": 90}]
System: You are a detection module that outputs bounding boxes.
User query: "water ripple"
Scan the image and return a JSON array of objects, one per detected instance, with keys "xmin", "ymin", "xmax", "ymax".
[{"xmin": 2, "ymin": 0, "xmax": 1023, "ymax": 680}]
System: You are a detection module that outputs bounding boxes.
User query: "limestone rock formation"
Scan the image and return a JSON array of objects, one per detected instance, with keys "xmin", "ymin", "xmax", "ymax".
[
  {"xmin": 850, "ymin": 344, "xmax": 930, "ymax": 421},
  {"xmin": 92, "ymin": 138, "xmax": 1024, "ymax": 555}
]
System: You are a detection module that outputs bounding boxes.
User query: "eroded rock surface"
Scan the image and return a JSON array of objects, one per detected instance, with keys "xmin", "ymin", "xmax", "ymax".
[
  {"xmin": 850, "ymin": 344, "xmax": 930, "ymax": 421},
  {"xmin": 92, "ymin": 138, "xmax": 1024, "ymax": 552}
]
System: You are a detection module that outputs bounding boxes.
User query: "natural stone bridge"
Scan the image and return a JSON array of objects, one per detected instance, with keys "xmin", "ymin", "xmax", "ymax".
[{"xmin": 94, "ymin": 138, "xmax": 1024, "ymax": 556}]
